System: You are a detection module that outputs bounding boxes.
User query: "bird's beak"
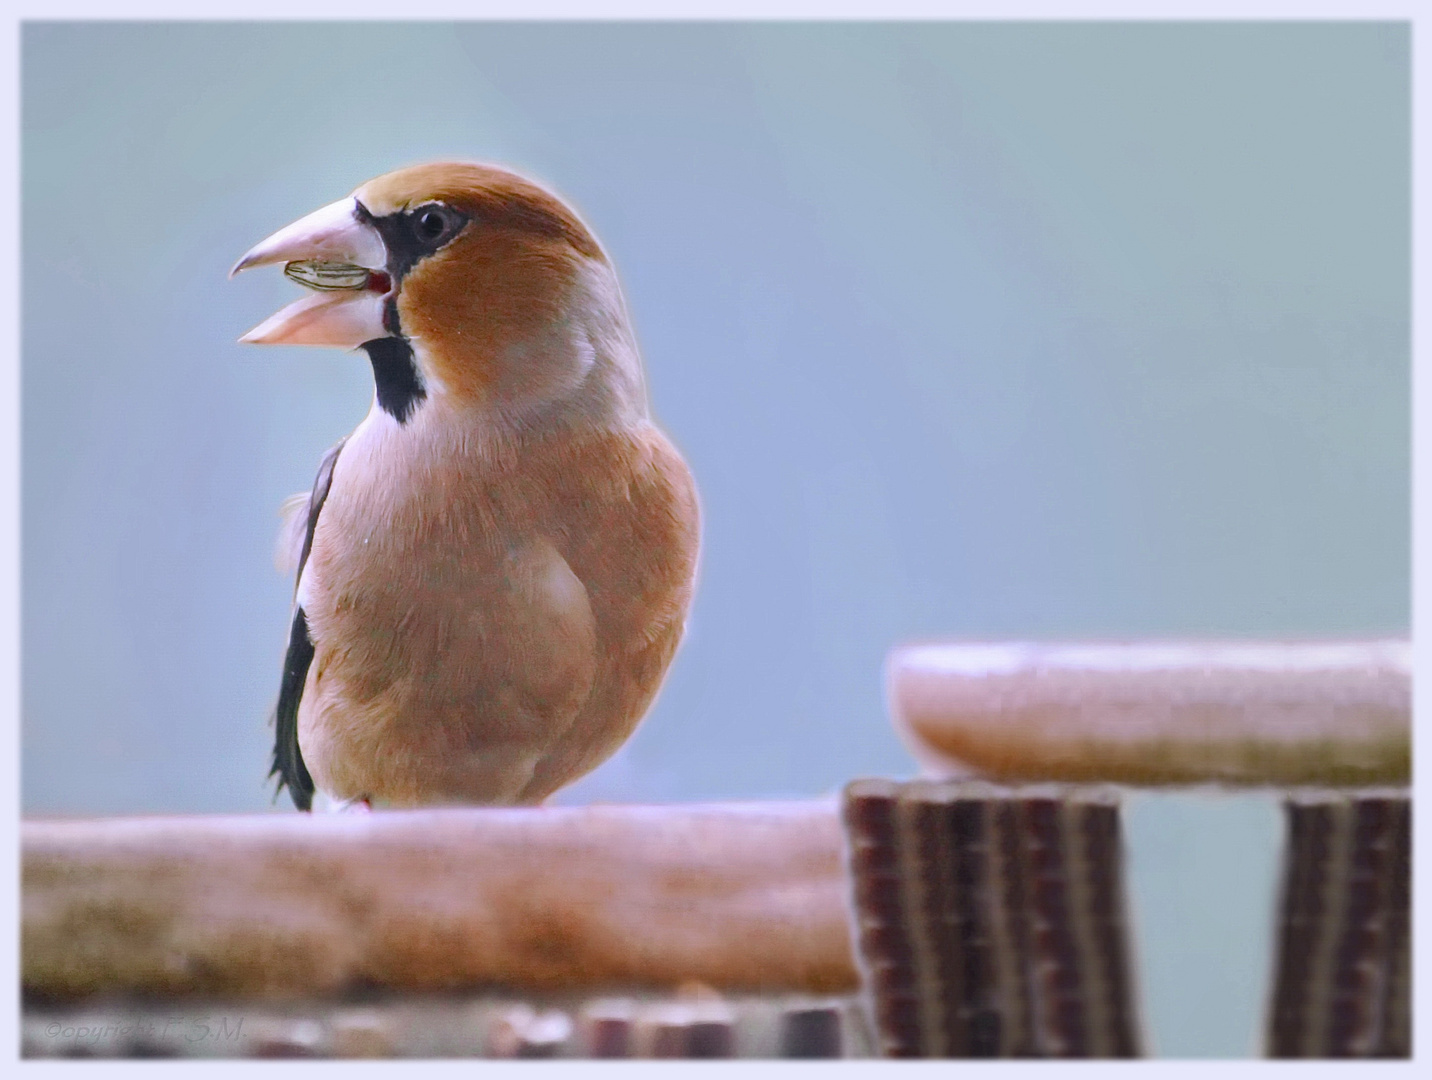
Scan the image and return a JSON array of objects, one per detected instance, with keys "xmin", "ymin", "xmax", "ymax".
[{"xmin": 231, "ymin": 197, "xmax": 391, "ymax": 347}]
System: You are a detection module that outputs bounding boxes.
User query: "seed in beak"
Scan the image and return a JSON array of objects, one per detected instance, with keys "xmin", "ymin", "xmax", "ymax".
[{"xmin": 284, "ymin": 260, "xmax": 378, "ymax": 292}]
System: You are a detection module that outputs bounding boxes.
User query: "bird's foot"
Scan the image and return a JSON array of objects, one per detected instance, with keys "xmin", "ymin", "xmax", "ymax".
[{"xmin": 315, "ymin": 792, "xmax": 375, "ymax": 813}]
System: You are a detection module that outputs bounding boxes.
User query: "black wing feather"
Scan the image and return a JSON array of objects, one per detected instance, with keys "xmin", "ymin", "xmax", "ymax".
[{"xmin": 271, "ymin": 438, "xmax": 346, "ymax": 811}]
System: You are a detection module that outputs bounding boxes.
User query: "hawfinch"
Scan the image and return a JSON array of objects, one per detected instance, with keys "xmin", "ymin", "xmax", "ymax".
[{"xmin": 231, "ymin": 162, "xmax": 700, "ymax": 811}]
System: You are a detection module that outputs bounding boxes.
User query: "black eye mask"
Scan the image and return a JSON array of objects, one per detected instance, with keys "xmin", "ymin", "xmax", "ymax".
[
  {"xmin": 341, "ymin": 200, "xmax": 471, "ymax": 426},
  {"xmin": 356, "ymin": 200, "xmax": 471, "ymax": 287}
]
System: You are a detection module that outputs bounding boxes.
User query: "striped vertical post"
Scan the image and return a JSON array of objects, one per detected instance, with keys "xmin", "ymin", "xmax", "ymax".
[
  {"xmin": 843, "ymin": 779, "xmax": 1141, "ymax": 1057},
  {"xmin": 1266, "ymin": 792, "xmax": 1410, "ymax": 1058}
]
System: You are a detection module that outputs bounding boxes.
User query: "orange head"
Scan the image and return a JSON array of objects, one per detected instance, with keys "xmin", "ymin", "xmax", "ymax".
[{"xmin": 232, "ymin": 162, "xmax": 646, "ymax": 427}]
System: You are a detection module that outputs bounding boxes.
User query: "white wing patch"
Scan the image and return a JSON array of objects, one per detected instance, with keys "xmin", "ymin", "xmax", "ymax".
[{"xmin": 274, "ymin": 491, "xmax": 310, "ymax": 575}]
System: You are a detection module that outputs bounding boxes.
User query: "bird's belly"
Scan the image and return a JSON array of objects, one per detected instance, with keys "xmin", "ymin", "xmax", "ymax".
[{"xmin": 295, "ymin": 497, "xmax": 599, "ymax": 806}]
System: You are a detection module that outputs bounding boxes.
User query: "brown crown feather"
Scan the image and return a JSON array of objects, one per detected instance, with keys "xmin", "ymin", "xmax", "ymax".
[{"xmin": 354, "ymin": 162, "xmax": 604, "ymax": 262}]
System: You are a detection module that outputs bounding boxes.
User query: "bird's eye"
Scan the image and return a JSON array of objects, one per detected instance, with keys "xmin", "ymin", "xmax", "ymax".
[{"xmin": 416, "ymin": 207, "xmax": 448, "ymax": 241}]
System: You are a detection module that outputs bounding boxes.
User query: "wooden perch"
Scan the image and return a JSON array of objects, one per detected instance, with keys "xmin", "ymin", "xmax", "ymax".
[
  {"xmin": 23, "ymin": 801, "xmax": 859, "ymax": 1002},
  {"xmin": 888, "ymin": 640, "xmax": 1410, "ymax": 786}
]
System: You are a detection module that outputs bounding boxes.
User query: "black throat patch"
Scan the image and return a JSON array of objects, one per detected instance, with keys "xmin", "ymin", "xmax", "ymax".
[{"xmin": 361, "ymin": 335, "xmax": 426, "ymax": 424}]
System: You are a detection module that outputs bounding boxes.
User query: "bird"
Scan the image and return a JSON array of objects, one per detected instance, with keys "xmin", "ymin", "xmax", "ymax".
[{"xmin": 230, "ymin": 162, "xmax": 700, "ymax": 811}]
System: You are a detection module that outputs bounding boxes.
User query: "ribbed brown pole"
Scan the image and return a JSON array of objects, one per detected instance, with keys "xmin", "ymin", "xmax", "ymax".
[
  {"xmin": 1266, "ymin": 793, "xmax": 1410, "ymax": 1058},
  {"xmin": 843, "ymin": 780, "xmax": 923, "ymax": 1056},
  {"xmin": 843, "ymin": 779, "xmax": 1141, "ymax": 1057}
]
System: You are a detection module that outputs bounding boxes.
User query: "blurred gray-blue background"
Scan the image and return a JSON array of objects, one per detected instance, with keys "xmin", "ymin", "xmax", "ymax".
[{"xmin": 22, "ymin": 22, "xmax": 1407, "ymax": 1056}]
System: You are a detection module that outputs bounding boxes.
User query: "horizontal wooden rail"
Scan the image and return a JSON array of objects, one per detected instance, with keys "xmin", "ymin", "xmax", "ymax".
[
  {"xmin": 23, "ymin": 801, "xmax": 859, "ymax": 1002},
  {"xmin": 888, "ymin": 640, "xmax": 1410, "ymax": 786}
]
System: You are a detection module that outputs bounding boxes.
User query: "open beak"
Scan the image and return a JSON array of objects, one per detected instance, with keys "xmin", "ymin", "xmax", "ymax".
[{"xmin": 231, "ymin": 196, "xmax": 391, "ymax": 347}]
